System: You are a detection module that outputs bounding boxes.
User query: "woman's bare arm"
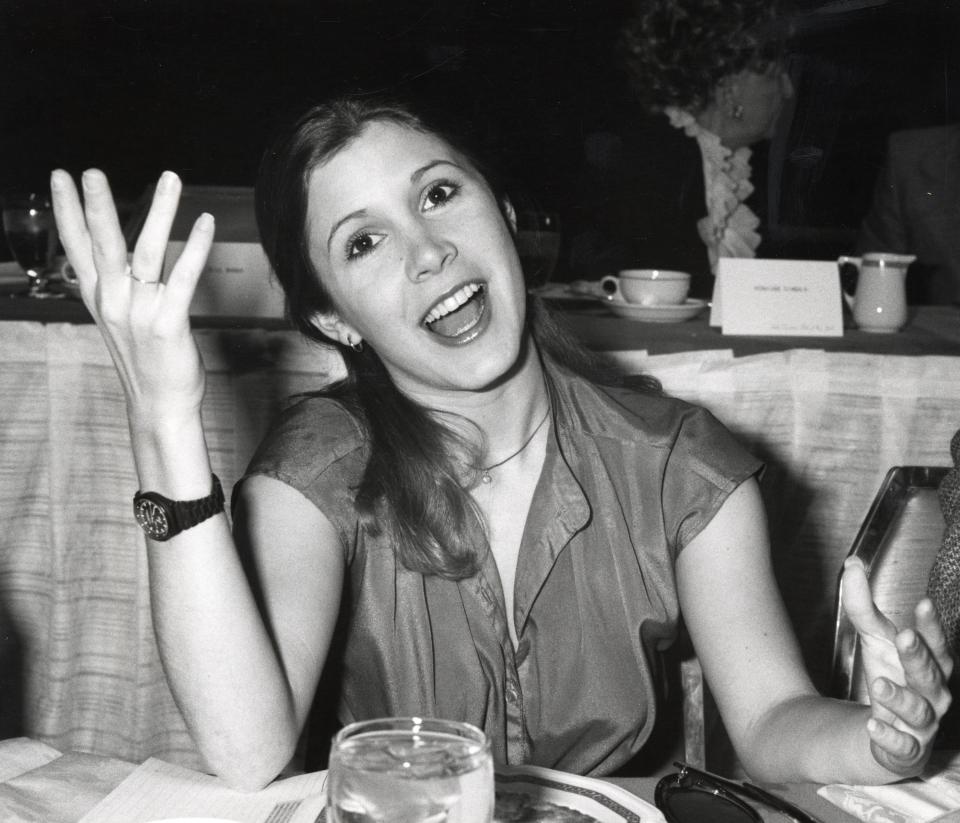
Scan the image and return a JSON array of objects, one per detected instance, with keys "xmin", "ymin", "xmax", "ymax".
[
  {"xmin": 147, "ymin": 476, "xmax": 344, "ymax": 789},
  {"xmin": 677, "ymin": 478, "xmax": 951, "ymax": 784},
  {"xmin": 51, "ymin": 168, "xmax": 343, "ymax": 789}
]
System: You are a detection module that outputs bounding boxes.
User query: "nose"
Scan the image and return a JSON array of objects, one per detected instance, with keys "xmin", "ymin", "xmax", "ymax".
[{"xmin": 405, "ymin": 224, "xmax": 457, "ymax": 283}]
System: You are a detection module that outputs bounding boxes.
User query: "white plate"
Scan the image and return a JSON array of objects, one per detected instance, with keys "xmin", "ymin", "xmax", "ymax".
[
  {"xmin": 496, "ymin": 764, "xmax": 665, "ymax": 822},
  {"xmin": 606, "ymin": 298, "xmax": 707, "ymax": 323}
]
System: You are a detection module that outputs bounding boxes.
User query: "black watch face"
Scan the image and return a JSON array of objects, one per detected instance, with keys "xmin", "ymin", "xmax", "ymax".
[{"xmin": 135, "ymin": 497, "xmax": 171, "ymax": 540}]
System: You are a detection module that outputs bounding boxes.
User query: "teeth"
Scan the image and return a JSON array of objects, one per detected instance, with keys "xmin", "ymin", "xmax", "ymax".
[{"xmin": 424, "ymin": 283, "xmax": 482, "ymax": 325}]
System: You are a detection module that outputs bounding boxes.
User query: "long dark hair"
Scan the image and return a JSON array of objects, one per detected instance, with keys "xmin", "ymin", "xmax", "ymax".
[{"xmin": 255, "ymin": 95, "xmax": 659, "ymax": 579}]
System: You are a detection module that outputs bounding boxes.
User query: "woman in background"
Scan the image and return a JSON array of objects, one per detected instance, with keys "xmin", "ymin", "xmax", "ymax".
[
  {"xmin": 51, "ymin": 94, "xmax": 950, "ymax": 791},
  {"xmin": 567, "ymin": 0, "xmax": 793, "ymax": 297}
]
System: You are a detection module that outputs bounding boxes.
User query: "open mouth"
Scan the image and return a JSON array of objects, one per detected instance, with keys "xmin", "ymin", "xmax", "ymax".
[{"xmin": 422, "ymin": 282, "xmax": 486, "ymax": 339}]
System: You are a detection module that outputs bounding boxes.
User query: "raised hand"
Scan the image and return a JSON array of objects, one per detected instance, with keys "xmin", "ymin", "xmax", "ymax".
[
  {"xmin": 50, "ymin": 169, "xmax": 215, "ymax": 425},
  {"xmin": 842, "ymin": 556, "xmax": 954, "ymax": 775}
]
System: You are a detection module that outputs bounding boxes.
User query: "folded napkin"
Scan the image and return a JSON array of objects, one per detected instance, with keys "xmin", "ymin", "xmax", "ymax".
[
  {"xmin": 818, "ymin": 752, "xmax": 960, "ymax": 822},
  {"xmin": 79, "ymin": 757, "xmax": 328, "ymax": 823},
  {"xmin": 0, "ymin": 737, "xmax": 61, "ymax": 783}
]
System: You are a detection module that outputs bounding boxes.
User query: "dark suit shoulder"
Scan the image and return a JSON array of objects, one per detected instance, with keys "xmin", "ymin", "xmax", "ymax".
[{"xmin": 888, "ymin": 123, "xmax": 960, "ymax": 160}]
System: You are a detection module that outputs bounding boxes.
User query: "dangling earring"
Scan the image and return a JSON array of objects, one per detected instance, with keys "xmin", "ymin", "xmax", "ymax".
[
  {"xmin": 731, "ymin": 103, "xmax": 744, "ymax": 121},
  {"xmin": 348, "ymin": 335, "xmax": 364, "ymax": 353}
]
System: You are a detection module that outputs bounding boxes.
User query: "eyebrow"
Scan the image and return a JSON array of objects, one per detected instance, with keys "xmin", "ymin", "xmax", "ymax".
[
  {"xmin": 325, "ymin": 159, "xmax": 465, "ymax": 252},
  {"xmin": 327, "ymin": 209, "xmax": 368, "ymax": 252},
  {"xmin": 410, "ymin": 159, "xmax": 462, "ymax": 184}
]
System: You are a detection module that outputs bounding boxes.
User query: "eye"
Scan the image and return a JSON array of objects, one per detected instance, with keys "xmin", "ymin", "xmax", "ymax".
[
  {"xmin": 345, "ymin": 230, "xmax": 385, "ymax": 261},
  {"xmin": 422, "ymin": 181, "xmax": 459, "ymax": 211}
]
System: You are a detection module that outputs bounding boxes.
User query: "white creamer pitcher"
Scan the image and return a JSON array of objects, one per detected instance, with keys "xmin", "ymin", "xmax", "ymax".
[{"xmin": 837, "ymin": 252, "xmax": 915, "ymax": 333}]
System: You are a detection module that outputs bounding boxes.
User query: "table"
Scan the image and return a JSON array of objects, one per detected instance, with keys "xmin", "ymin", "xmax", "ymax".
[
  {"xmin": 0, "ymin": 738, "xmax": 855, "ymax": 823},
  {"xmin": 0, "ymin": 292, "xmax": 292, "ymax": 329},
  {"xmin": 4, "ymin": 293, "xmax": 959, "ymax": 355},
  {"xmin": 1, "ymin": 312, "xmax": 958, "ymax": 771},
  {"xmin": 554, "ymin": 302, "xmax": 960, "ymax": 356}
]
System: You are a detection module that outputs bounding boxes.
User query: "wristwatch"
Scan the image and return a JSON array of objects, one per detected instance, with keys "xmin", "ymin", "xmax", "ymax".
[{"xmin": 133, "ymin": 474, "xmax": 225, "ymax": 542}]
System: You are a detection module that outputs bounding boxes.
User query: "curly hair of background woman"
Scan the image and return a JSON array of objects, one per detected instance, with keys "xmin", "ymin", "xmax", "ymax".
[{"xmin": 619, "ymin": 0, "xmax": 784, "ymax": 112}]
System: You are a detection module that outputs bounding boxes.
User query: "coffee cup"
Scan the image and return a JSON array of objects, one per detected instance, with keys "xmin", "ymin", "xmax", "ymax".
[{"xmin": 600, "ymin": 269, "xmax": 691, "ymax": 305}]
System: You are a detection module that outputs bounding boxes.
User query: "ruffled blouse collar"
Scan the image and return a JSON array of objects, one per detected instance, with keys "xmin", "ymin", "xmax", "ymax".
[{"xmin": 665, "ymin": 107, "xmax": 761, "ymax": 273}]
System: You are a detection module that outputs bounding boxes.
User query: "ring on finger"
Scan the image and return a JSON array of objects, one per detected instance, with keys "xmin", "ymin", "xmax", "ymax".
[{"xmin": 125, "ymin": 264, "xmax": 160, "ymax": 285}]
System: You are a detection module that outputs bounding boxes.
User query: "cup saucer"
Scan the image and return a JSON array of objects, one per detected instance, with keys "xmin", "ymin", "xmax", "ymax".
[{"xmin": 605, "ymin": 297, "xmax": 708, "ymax": 323}]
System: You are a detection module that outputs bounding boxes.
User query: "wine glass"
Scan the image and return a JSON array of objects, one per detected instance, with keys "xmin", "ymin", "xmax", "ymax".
[
  {"xmin": 515, "ymin": 209, "xmax": 562, "ymax": 287},
  {"xmin": 327, "ymin": 716, "xmax": 494, "ymax": 822},
  {"xmin": 2, "ymin": 191, "xmax": 60, "ymax": 298}
]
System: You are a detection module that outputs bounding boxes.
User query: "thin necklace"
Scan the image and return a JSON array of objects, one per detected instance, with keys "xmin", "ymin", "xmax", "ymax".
[{"xmin": 479, "ymin": 406, "xmax": 551, "ymax": 485}]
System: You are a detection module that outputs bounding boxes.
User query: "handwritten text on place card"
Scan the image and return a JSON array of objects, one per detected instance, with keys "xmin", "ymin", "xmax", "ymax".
[{"xmin": 716, "ymin": 258, "xmax": 843, "ymax": 337}]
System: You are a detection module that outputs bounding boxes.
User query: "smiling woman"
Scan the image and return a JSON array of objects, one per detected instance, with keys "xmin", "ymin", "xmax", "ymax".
[
  {"xmin": 49, "ymin": 91, "xmax": 954, "ymax": 793},
  {"xmin": 302, "ymin": 119, "xmax": 526, "ymax": 388},
  {"xmin": 252, "ymin": 98, "xmax": 569, "ymax": 581}
]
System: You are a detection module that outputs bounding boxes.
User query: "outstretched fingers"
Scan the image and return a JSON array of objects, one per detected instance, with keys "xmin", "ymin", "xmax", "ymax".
[
  {"xmin": 79, "ymin": 170, "xmax": 128, "ymax": 284},
  {"xmin": 50, "ymin": 170, "xmax": 95, "ymax": 292},
  {"xmin": 163, "ymin": 212, "xmax": 215, "ymax": 315},
  {"xmin": 48, "ymin": 168, "xmax": 210, "ymax": 420},
  {"xmin": 131, "ymin": 171, "xmax": 183, "ymax": 283}
]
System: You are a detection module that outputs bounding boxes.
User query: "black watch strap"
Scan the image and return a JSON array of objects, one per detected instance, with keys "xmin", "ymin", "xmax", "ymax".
[{"xmin": 133, "ymin": 474, "xmax": 225, "ymax": 542}]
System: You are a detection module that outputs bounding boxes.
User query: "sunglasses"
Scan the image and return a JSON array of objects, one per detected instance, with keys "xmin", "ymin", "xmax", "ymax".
[{"xmin": 655, "ymin": 762, "xmax": 824, "ymax": 823}]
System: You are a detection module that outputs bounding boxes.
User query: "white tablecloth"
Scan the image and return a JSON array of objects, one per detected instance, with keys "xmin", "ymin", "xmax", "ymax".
[
  {"xmin": 0, "ymin": 322, "xmax": 344, "ymax": 768},
  {"xmin": 0, "ymin": 321, "xmax": 957, "ymax": 766},
  {"xmin": 608, "ymin": 347, "xmax": 957, "ymax": 682}
]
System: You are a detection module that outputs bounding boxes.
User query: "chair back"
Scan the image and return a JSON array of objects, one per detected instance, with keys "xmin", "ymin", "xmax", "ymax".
[{"xmin": 830, "ymin": 466, "xmax": 949, "ymax": 702}]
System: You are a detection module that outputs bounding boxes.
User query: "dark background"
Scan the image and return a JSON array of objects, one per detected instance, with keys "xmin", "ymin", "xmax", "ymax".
[{"xmin": 1, "ymin": 0, "xmax": 957, "ymax": 271}]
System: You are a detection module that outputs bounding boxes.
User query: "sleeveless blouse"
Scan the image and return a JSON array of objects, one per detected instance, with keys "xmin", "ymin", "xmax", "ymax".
[{"xmin": 240, "ymin": 362, "xmax": 761, "ymax": 775}]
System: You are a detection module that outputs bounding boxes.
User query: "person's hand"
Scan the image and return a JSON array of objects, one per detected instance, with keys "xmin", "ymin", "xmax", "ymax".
[
  {"xmin": 842, "ymin": 556, "xmax": 954, "ymax": 776},
  {"xmin": 50, "ymin": 169, "xmax": 215, "ymax": 425}
]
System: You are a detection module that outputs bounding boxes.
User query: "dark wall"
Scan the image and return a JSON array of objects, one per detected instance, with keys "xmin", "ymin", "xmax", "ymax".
[
  {"xmin": 778, "ymin": 0, "xmax": 958, "ymax": 229},
  {"xmin": 0, "ymin": 0, "xmax": 626, "ymax": 204},
  {"xmin": 0, "ymin": 0, "xmax": 955, "ymax": 242}
]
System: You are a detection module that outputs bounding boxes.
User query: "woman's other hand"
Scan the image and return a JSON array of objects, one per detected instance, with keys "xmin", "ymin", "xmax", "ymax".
[
  {"xmin": 50, "ymin": 168, "xmax": 214, "ymax": 425},
  {"xmin": 842, "ymin": 556, "xmax": 954, "ymax": 776}
]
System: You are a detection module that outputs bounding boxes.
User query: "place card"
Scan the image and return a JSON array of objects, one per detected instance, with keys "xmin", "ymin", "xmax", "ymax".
[
  {"xmin": 710, "ymin": 258, "xmax": 843, "ymax": 336},
  {"xmin": 163, "ymin": 240, "xmax": 285, "ymax": 318}
]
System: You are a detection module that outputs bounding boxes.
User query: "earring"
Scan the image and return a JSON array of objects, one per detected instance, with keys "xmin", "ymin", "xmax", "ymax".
[
  {"xmin": 731, "ymin": 103, "xmax": 744, "ymax": 121},
  {"xmin": 348, "ymin": 336, "xmax": 364, "ymax": 353}
]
